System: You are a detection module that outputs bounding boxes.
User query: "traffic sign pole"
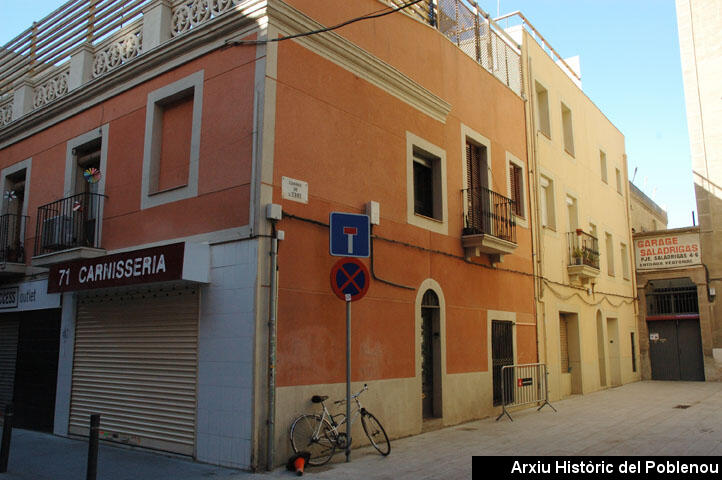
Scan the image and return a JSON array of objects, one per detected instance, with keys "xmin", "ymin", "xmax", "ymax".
[
  {"xmin": 345, "ymin": 293, "xmax": 351, "ymax": 463},
  {"xmin": 329, "ymin": 256, "xmax": 370, "ymax": 464}
]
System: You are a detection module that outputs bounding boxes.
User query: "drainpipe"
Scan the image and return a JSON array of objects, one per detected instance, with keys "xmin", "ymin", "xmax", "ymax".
[
  {"xmin": 265, "ymin": 204, "xmax": 282, "ymax": 471},
  {"xmin": 524, "ymin": 47, "xmax": 546, "ymax": 366}
]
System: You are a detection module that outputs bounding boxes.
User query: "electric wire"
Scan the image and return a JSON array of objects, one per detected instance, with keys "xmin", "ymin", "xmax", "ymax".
[
  {"xmin": 227, "ymin": 0, "xmax": 426, "ymax": 46},
  {"xmin": 282, "ymin": 212, "xmax": 637, "ymax": 301}
]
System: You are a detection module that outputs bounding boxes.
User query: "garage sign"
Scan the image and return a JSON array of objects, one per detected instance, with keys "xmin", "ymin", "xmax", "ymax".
[{"xmin": 635, "ymin": 231, "xmax": 701, "ymax": 271}]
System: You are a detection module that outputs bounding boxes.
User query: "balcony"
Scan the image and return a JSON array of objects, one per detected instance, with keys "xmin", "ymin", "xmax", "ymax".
[
  {"xmin": 0, "ymin": 213, "xmax": 28, "ymax": 276},
  {"xmin": 567, "ymin": 230, "xmax": 600, "ymax": 283},
  {"xmin": 31, "ymin": 192, "xmax": 106, "ymax": 267},
  {"xmin": 461, "ymin": 186, "xmax": 517, "ymax": 262}
]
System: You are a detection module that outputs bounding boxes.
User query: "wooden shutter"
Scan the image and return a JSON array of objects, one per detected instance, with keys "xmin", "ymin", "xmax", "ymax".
[
  {"xmin": 559, "ymin": 317, "xmax": 569, "ymax": 373},
  {"xmin": 69, "ymin": 287, "xmax": 199, "ymax": 456},
  {"xmin": 510, "ymin": 164, "xmax": 523, "ymax": 217},
  {"xmin": 0, "ymin": 316, "xmax": 19, "ymax": 411}
]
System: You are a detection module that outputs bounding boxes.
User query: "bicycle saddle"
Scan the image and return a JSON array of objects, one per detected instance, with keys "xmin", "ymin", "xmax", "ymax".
[{"xmin": 311, "ymin": 395, "xmax": 328, "ymax": 403}]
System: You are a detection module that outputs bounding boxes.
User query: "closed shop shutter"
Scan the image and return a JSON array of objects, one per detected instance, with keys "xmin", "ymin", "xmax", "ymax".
[
  {"xmin": 0, "ymin": 315, "xmax": 19, "ymax": 411},
  {"xmin": 69, "ymin": 286, "xmax": 199, "ymax": 456}
]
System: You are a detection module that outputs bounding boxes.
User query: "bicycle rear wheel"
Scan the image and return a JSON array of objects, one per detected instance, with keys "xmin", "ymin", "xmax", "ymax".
[
  {"xmin": 290, "ymin": 414, "xmax": 337, "ymax": 466},
  {"xmin": 361, "ymin": 411, "xmax": 390, "ymax": 455}
]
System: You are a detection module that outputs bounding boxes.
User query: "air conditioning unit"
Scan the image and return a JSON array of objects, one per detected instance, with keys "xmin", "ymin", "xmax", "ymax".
[{"xmin": 41, "ymin": 215, "xmax": 74, "ymax": 250}]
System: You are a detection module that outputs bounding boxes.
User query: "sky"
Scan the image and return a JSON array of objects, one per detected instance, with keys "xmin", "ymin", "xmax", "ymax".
[
  {"xmin": 0, "ymin": 0, "xmax": 696, "ymax": 228},
  {"xmin": 483, "ymin": 0, "xmax": 695, "ymax": 228}
]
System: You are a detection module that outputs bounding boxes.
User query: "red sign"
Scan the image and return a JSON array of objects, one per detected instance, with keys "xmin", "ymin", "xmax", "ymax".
[
  {"xmin": 330, "ymin": 258, "xmax": 370, "ymax": 301},
  {"xmin": 47, "ymin": 243, "xmax": 185, "ymax": 293}
]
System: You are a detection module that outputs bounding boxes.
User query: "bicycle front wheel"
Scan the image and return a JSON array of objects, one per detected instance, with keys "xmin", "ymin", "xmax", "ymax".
[
  {"xmin": 361, "ymin": 411, "xmax": 390, "ymax": 456},
  {"xmin": 290, "ymin": 414, "xmax": 337, "ymax": 466}
]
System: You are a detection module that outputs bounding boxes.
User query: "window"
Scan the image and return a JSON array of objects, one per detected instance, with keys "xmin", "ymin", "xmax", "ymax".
[
  {"xmin": 566, "ymin": 195, "xmax": 578, "ymax": 232},
  {"xmin": 535, "ymin": 81, "xmax": 551, "ymax": 138},
  {"xmin": 589, "ymin": 222, "xmax": 598, "ymax": 240},
  {"xmin": 600, "ymin": 151, "xmax": 608, "ymax": 183},
  {"xmin": 621, "ymin": 243, "xmax": 630, "ymax": 279},
  {"xmin": 606, "ymin": 233, "xmax": 615, "ymax": 276},
  {"xmin": 506, "ymin": 153, "xmax": 526, "ymax": 225},
  {"xmin": 509, "ymin": 164, "xmax": 523, "ymax": 217},
  {"xmin": 413, "ymin": 152, "xmax": 435, "ymax": 218},
  {"xmin": 561, "ymin": 102, "xmax": 574, "ymax": 156},
  {"xmin": 1, "ymin": 159, "xmax": 31, "ymax": 263},
  {"xmin": 615, "ymin": 168, "xmax": 622, "ymax": 194},
  {"xmin": 63, "ymin": 126, "xmax": 109, "ymax": 249},
  {"xmin": 540, "ymin": 175, "xmax": 555, "ymax": 229},
  {"xmin": 142, "ymin": 70, "xmax": 203, "ymax": 210},
  {"xmin": 406, "ymin": 132, "xmax": 447, "ymax": 234}
]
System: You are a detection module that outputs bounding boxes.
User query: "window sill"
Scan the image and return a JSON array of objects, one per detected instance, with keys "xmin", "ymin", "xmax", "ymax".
[
  {"xmin": 414, "ymin": 213, "xmax": 443, "ymax": 224},
  {"xmin": 149, "ymin": 183, "xmax": 189, "ymax": 197},
  {"xmin": 564, "ymin": 148, "xmax": 575, "ymax": 158},
  {"xmin": 538, "ymin": 130, "xmax": 551, "ymax": 141}
]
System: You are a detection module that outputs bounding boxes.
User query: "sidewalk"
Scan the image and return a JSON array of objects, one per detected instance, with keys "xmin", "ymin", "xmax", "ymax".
[{"xmin": 1, "ymin": 381, "xmax": 720, "ymax": 479}]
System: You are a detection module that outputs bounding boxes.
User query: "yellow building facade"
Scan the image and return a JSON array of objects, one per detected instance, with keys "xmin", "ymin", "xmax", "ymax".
[{"xmin": 506, "ymin": 17, "xmax": 642, "ymax": 400}]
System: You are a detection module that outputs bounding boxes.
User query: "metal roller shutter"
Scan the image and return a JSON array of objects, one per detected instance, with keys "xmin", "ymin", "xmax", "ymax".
[
  {"xmin": 0, "ymin": 316, "xmax": 19, "ymax": 411},
  {"xmin": 69, "ymin": 286, "xmax": 199, "ymax": 456}
]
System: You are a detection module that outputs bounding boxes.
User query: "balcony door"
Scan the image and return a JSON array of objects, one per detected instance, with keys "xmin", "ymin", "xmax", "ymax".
[
  {"xmin": 72, "ymin": 142, "xmax": 101, "ymax": 247},
  {"xmin": 2, "ymin": 169, "xmax": 26, "ymax": 263},
  {"xmin": 465, "ymin": 141, "xmax": 489, "ymax": 234}
]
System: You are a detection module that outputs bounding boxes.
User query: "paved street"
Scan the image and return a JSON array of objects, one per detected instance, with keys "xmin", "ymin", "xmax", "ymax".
[{"xmin": 2, "ymin": 381, "xmax": 720, "ymax": 479}]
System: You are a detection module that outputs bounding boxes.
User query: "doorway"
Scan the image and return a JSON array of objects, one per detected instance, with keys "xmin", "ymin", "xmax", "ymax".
[
  {"xmin": 5, "ymin": 309, "xmax": 61, "ymax": 432},
  {"xmin": 607, "ymin": 317, "xmax": 621, "ymax": 386},
  {"xmin": 596, "ymin": 311, "xmax": 607, "ymax": 387},
  {"xmin": 421, "ymin": 290, "xmax": 442, "ymax": 419},
  {"xmin": 491, "ymin": 320, "xmax": 514, "ymax": 406}
]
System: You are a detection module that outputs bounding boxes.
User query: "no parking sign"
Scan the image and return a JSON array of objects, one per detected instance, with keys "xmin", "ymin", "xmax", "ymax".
[{"xmin": 330, "ymin": 258, "xmax": 369, "ymax": 301}]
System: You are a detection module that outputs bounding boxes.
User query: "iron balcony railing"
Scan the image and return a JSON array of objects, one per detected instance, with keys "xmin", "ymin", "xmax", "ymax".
[
  {"xmin": 34, "ymin": 192, "xmax": 105, "ymax": 256},
  {"xmin": 567, "ymin": 231, "xmax": 599, "ymax": 269},
  {"xmin": 647, "ymin": 287, "xmax": 699, "ymax": 316},
  {"xmin": 0, "ymin": 213, "xmax": 28, "ymax": 263},
  {"xmin": 462, "ymin": 186, "xmax": 516, "ymax": 244}
]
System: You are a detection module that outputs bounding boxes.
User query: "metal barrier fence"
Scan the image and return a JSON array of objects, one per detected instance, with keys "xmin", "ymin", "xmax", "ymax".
[{"xmin": 496, "ymin": 363, "xmax": 555, "ymax": 421}]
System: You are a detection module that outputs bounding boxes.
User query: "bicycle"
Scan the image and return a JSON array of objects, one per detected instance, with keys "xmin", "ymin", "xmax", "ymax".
[{"xmin": 290, "ymin": 384, "xmax": 390, "ymax": 466}]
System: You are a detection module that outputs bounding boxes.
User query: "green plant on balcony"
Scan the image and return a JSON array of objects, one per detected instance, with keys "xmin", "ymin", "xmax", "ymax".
[{"xmin": 572, "ymin": 247, "xmax": 583, "ymax": 265}]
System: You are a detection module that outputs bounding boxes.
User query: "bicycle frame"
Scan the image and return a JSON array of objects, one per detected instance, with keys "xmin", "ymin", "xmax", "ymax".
[{"xmin": 313, "ymin": 385, "xmax": 367, "ymax": 442}]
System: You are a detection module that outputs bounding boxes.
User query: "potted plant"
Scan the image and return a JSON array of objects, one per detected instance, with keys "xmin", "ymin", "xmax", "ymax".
[{"xmin": 572, "ymin": 247, "xmax": 583, "ymax": 265}]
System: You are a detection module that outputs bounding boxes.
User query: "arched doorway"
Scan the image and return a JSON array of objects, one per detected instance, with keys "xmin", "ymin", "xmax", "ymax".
[{"xmin": 420, "ymin": 289, "xmax": 442, "ymax": 419}]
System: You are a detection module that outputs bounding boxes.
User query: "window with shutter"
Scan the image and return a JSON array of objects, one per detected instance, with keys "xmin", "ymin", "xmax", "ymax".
[{"xmin": 509, "ymin": 164, "xmax": 523, "ymax": 217}]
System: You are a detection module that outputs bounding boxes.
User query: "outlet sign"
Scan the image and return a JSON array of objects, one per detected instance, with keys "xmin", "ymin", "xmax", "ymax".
[
  {"xmin": 0, "ymin": 279, "xmax": 60, "ymax": 311},
  {"xmin": 635, "ymin": 231, "xmax": 701, "ymax": 271}
]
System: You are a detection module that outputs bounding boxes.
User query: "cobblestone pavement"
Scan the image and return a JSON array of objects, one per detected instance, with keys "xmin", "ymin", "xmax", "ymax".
[
  {"xmin": 3, "ymin": 381, "xmax": 720, "ymax": 480},
  {"xmin": 260, "ymin": 380, "xmax": 722, "ymax": 479}
]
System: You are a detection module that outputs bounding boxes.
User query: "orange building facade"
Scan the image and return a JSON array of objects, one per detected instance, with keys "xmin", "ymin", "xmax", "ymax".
[{"xmin": 0, "ymin": 0, "xmax": 536, "ymax": 470}]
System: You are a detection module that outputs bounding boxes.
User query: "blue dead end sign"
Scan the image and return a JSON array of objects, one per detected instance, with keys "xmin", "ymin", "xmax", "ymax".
[
  {"xmin": 330, "ymin": 212, "xmax": 370, "ymax": 258},
  {"xmin": 330, "ymin": 258, "xmax": 370, "ymax": 301}
]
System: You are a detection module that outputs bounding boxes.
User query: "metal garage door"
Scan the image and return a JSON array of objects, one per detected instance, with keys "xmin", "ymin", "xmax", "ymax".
[
  {"xmin": 648, "ymin": 318, "xmax": 704, "ymax": 381},
  {"xmin": 0, "ymin": 316, "xmax": 19, "ymax": 411},
  {"xmin": 69, "ymin": 286, "xmax": 199, "ymax": 455}
]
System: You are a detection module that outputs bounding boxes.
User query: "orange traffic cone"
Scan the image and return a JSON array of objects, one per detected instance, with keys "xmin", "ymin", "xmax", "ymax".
[
  {"xmin": 293, "ymin": 455, "xmax": 306, "ymax": 476},
  {"xmin": 287, "ymin": 452, "xmax": 311, "ymax": 476}
]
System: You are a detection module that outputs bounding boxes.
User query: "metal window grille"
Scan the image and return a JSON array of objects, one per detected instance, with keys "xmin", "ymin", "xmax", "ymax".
[
  {"xmin": 0, "ymin": 213, "xmax": 28, "ymax": 263},
  {"xmin": 567, "ymin": 231, "xmax": 600, "ymax": 269},
  {"xmin": 462, "ymin": 186, "xmax": 516, "ymax": 243},
  {"xmin": 647, "ymin": 286, "xmax": 698, "ymax": 316},
  {"xmin": 34, "ymin": 192, "xmax": 106, "ymax": 256}
]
